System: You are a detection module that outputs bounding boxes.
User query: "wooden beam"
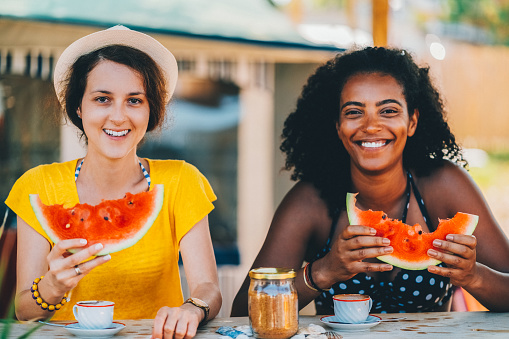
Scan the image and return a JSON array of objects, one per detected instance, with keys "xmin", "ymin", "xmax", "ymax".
[{"xmin": 372, "ymin": 0, "xmax": 389, "ymax": 46}]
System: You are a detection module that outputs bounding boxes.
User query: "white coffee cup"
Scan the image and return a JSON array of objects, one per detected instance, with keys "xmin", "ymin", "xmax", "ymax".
[
  {"xmin": 73, "ymin": 300, "xmax": 115, "ymax": 329},
  {"xmin": 333, "ymin": 294, "xmax": 372, "ymax": 324}
]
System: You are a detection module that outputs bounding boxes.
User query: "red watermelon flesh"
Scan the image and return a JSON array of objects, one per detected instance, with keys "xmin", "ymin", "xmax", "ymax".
[
  {"xmin": 346, "ymin": 192, "xmax": 478, "ymax": 270},
  {"xmin": 30, "ymin": 184, "xmax": 164, "ymax": 255}
]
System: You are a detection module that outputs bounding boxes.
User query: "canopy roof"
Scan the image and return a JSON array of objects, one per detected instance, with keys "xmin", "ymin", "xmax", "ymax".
[{"xmin": 0, "ymin": 0, "xmax": 339, "ymax": 51}]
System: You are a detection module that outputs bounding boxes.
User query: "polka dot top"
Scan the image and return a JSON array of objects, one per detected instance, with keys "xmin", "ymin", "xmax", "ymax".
[{"xmin": 314, "ymin": 171, "xmax": 454, "ymax": 314}]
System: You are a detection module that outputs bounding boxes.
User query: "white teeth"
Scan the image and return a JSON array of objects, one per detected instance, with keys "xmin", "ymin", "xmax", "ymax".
[
  {"xmin": 362, "ymin": 141, "xmax": 386, "ymax": 148},
  {"xmin": 104, "ymin": 129, "xmax": 129, "ymax": 137}
]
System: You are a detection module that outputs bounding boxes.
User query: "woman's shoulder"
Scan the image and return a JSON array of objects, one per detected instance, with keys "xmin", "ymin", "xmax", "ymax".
[
  {"xmin": 147, "ymin": 159, "xmax": 200, "ymax": 178},
  {"xmin": 146, "ymin": 159, "xmax": 199, "ymax": 173},
  {"xmin": 414, "ymin": 160, "xmax": 471, "ymax": 188},
  {"xmin": 275, "ymin": 181, "xmax": 331, "ymax": 227},
  {"xmin": 147, "ymin": 159, "xmax": 212, "ymax": 190},
  {"xmin": 413, "ymin": 160, "xmax": 481, "ymax": 216},
  {"xmin": 16, "ymin": 160, "xmax": 76, "ymax": 183}
]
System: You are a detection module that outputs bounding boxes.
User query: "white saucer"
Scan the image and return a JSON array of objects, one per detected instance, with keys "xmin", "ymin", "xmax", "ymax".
[
  {"xmin": 320, "ymin": 315, "xmax": 381, "ymax": 331},
  {"xmin": 64, "ymin": 322, "xmax": 125, "ymax": 338}
]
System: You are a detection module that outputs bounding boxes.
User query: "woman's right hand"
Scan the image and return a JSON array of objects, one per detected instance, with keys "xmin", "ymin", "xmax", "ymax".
[
  {"xmin": 317, "ymin": 225, "xmax": 393, "ymax": 285},
  {"xmin": 41, "ymin": 239, "xmax": 111, "ymax": 297}
]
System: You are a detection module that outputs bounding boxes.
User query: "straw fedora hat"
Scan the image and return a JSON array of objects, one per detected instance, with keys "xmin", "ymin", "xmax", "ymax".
[{"xmin": 53, "ymin": 25, "xmax": 178, "ymax": 104}]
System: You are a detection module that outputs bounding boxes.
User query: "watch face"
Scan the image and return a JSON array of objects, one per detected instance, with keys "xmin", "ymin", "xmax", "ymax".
[{"xmin": 192, "ymin": 298, "xmax": 207, "ymax": 308}]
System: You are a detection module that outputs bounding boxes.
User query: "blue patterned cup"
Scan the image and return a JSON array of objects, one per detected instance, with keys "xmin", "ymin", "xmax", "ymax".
[
  {"xmin": 73, "ymin": 300, "xmax": 114, "ymax": 329},
  {"xmin": 333, "ymin": 294, "xmax": 372, "ymax": 324}
]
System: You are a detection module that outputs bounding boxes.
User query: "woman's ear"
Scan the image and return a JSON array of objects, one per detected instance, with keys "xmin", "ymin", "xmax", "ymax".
[
  {"xmin": 77, "ymin": 107, "xmax": 82, "ymax": 119},
  {"xmin": 408, "ymin": 108, "xmax": 419, "ymax": 137}
]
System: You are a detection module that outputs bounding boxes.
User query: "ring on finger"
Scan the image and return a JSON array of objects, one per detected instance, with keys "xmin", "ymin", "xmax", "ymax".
[{"xmin": 74, "ymin": 264, "xmax": 82, "ymax": 276}]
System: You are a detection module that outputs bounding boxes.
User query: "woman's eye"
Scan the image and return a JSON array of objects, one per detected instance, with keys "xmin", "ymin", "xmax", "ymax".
[
  {"xmin": 128, "ymin": 98, "xmax": 142, "ymax": 104},
  {"xmin": 382, "ymin": 108, "xmax": 398, "ymax": 115},
  {"xmin": 95, "ymin": 96, "xmax": 109, "ymax": 103},
  {"xmin": 344, "ymin": 109, "xmax": 362, "ymax": 117}
]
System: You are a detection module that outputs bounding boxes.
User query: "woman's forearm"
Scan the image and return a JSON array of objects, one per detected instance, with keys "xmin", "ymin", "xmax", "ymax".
[
  {"xmin": 188, "ymin": 281, "xmax": 222, "ymax": 321},
  {"xmin": 463, "ymin": 263, "xmax": 509, "ymax": 312},
  {"xmin": 15, "ymin": 287, "xmax": 67, "ymax": 321}
]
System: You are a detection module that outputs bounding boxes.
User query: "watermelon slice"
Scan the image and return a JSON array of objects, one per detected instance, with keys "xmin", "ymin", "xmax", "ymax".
[
  {"xmin": 30, "ymin": 184, "xmax": 164, "ymax": 255},
  {"xmin": 346, "ymin": 192, "xmax": 478, "ymax": 270}
]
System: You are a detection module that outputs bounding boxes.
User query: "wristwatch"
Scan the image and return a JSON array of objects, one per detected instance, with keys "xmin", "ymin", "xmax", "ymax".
[{"xmin": 185, "ymin": 297, "xmax": 210, "ymax": 325}]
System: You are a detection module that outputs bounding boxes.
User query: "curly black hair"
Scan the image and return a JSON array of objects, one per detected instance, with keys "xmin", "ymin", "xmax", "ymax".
[{"xmin": 280, "ymin": 47, "xmax": 466, "ymax": 217}]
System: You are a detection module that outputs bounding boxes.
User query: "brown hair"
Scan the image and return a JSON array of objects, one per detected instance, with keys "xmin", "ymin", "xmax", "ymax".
[{"xmin": 60, "ymin": 45, "xmax": 168, "ymax": 138}]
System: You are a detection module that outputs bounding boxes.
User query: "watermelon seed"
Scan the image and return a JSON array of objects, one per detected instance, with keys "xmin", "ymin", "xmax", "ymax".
[
  {"xmin": 104, "ymin": 216, "xmax": 109, "ymax": 221},
  {"xmin": 71, "ymin": 209, "xmax": 75, "ymax": 215},
  {"xmin": 418, "ymin": 230, "xmax": 423, "ymax": 235},
  {"xmin": 382, "ymin": 214, "xmax": 387, "ymax": 220},
  {"xmin": 65, "ymin": 223, "xmax": 71, "ymax": 229},
  {"xmin": 128, "ymin": 201, "xmax": 133, "ymax": 205},
  {"xmin": 80, "ymin": 218, "xmax": 84, "ymax": 222}
]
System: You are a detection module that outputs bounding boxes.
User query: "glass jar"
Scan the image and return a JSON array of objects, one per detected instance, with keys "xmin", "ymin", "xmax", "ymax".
[{"xmin": 248, "ymin": 268, "xmax": 298, "ymax": 339}]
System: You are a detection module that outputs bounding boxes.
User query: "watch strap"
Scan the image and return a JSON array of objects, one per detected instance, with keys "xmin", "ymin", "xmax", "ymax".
[{"xmin": 185, "ymin": 297, "xmax": 210, "ymax": 326}]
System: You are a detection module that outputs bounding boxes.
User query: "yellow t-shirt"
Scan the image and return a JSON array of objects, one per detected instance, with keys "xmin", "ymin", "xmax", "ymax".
[{"xmin": 5, "ymin": 159, "xmax": 216, "ymax": 320}]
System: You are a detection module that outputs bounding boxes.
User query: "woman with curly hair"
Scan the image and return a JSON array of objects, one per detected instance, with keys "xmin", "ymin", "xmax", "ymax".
[{"xmin": 231, "ymin": 47, "xmax": 509, "ymax": 315}]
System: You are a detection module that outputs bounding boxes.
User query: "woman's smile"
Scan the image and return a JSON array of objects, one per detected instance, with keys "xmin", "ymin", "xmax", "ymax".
[
  {"xmin": 103, "ymin": 129, "xmax": 131, "ymax": 137},
  {"xmin": 357, "ymin": 139, "xmax": 391, "ymax": 149}
]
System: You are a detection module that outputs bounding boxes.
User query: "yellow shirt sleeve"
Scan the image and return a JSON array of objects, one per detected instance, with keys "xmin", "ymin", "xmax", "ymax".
[
  {"xmin": 5, "ymin": 160, "xmax": 79, "ymax": 245},
  {"xmin": 170, "ymin": 161, "xmax": 217, "ymax": 243}
]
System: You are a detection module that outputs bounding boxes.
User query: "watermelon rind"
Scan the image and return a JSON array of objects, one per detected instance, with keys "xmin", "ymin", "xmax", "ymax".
[
  {"xmin": 30, "ymin": 194, "xmax": 63, "ymax": 249},
  {"xmin": 376, "ymin": 254, "xmax": 441, "ymax": 271},
  {"xmin": 29, "ymin": 184, "xmax": 165, "ymax": 256},
  {"xmin": 346, "ymin": 192, "xmax": 479, "ymax": 270},
  {"xmin": 346, "ymin": 192, "xmax": 361, "ymax": 225}
]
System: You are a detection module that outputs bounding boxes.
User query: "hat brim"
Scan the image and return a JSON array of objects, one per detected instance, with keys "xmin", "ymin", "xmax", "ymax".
[{"xmin": 54, "ymin": 26, "xmax": 178, "ymax": 104}]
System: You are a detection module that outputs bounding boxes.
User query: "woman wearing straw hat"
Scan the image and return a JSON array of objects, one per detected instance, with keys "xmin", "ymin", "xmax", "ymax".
[{"xmin": 6, "ymin": 26, "xmax": 221, "ymax": 338}]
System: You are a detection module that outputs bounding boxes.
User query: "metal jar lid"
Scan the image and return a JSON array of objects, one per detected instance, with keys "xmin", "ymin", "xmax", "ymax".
[{"xmin": 249, "ymin": 267, "xmax": 296, "ymax": 279}]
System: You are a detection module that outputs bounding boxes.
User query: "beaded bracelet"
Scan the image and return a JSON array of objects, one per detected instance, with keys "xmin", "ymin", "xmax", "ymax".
[
  {"xmin": 305, "ymin": 261, "xmax": 330, "ymax": 293},
  {"xmin": 31, "ymin": 276, "xmax": 69, "ymax": 312}
]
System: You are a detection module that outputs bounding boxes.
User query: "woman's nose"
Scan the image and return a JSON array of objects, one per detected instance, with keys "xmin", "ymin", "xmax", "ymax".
[
  {"xmin": 363, "ymin": 114, "xmax": 382, "ymax": 133},
  {"xmin": 109, "ymin": 103, "xmax": 127, "ymax": 124}
]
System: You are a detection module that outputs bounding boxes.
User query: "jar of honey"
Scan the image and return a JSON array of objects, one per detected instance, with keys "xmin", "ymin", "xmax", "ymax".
[{"xmin": 248, "ymin": 268, "xmax": 298, "ymax": 339}]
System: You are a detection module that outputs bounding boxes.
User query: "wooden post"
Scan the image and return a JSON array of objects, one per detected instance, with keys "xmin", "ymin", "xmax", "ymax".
[
  {"xmin": 287, "ymin": 0, "xmax": 303, "ymax": 24},
  {"xmin": 372, "ymin": 0, "xmax": 389, "ymax": 46}
]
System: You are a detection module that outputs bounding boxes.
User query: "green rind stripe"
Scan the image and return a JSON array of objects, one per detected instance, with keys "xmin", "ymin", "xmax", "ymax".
[
  {"xmin": 346, "ymin": 192, "xmax": 360, "ymax": 225},
  {"xmin": 377, "ymin": 254, "xmax": 442, "ymax": 271},
  {"xmin": 29, "ymin": 194, "xmax": 60, "ymax": 245}
]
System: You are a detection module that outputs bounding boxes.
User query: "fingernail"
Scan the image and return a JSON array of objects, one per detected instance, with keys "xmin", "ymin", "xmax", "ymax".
[
  {"xmin": 94, "ymin": 243, "xmax": 103, "ymax": 250},
  {"xmin": 433, "ymin": 239, "xmax": 442, "ymax": 247},
  {"xmin": 80, "ymin": 239, "xmax": 87, "ymax": 245},
  {"xmin": 382, "ymin": 238, "xmax": 390, "ymax": 245},
  {"xmin": 446, "ymin": 234, "xmax": 453, "ymax": 241},
  {"xmin": 370, "ymin": 228, "xmax": 376, "ymax": 235},
  {"xmin": 384, "ymin": 246, "xmax": 393, "ymax": 253},
  {"xmin": 103, "ymin": 254, "xmax": 111, "ymax": 261},
  {"xmin": 428, "ymin": 249, "xmax": 438, "ymax": 257},
  {"xmin": 384, "ymin": 265, "xmax": 393, "ymax": 270}
]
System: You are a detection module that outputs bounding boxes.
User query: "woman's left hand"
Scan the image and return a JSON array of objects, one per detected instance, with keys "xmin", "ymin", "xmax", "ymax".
[
  {"xmin": 427, "ymin": 234, "xmax": 480, "ymax": 287},
  {"xmin": 151, "ymin": 303, "xmax": 203, "ymax": 339}
]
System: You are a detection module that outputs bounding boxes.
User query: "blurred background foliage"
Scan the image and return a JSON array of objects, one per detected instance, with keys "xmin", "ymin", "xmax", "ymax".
[{"xmin": 442, "ymin": 0, "xmax": 509, "ymax": 46}]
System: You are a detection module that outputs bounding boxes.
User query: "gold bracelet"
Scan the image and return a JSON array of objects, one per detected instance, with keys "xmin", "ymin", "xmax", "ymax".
[
  {"xmin": 303, "ymin": 263, "xmax": 319, "ymax": 292},
  {"xmin": 31, "ymin": 276, "xmax": 69, "ymax": 312}
]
